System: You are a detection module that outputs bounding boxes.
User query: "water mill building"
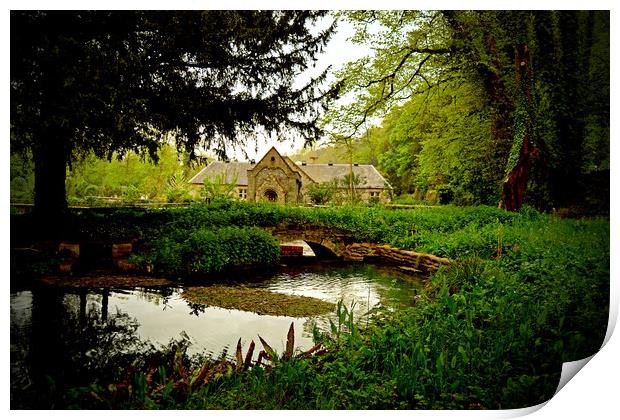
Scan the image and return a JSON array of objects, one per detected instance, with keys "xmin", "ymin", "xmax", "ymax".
[{"xmin": 189, "ymin": 147, "xmax": 392, "ymax": 204}]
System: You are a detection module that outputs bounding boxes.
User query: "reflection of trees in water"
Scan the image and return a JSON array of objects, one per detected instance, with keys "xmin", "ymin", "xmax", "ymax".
[
  {"xmin": 13, "ymin": 266, "xmax": 424, "ymax": 407},
  {"xmin": 66, "ymin": 286, "xmax": 177, "ymax": 320},
  {"xmin": 133, "ymin": 286, "xmax": 176, "ymax": 308},
  {"xmin": 10, "ymin": 292, "xmax": 34, "ymax": 403},
  {"xmin": 14, "ymin": 285, "xmax": 189, "ymax": 408},
  {"xmin": 187, "ymin": 301, "xmax": 208, "ymax": 316}
]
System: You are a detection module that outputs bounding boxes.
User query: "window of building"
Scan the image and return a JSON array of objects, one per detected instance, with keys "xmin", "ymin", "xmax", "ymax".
[
  {"xmin": 238, "ymin": 188, "xmax": 247, "ymax": 200},
  {"xmin": 369, "ymin": 191, "xmax": 381, "ymax": 198}
]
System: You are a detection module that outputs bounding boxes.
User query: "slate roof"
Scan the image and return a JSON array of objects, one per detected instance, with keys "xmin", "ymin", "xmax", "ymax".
[
  {"xmin": 189, "ymin": 160, "xmax": 392, "ymax": 190},
  {"xmin": 299, "ymin": 164, "xmax": 391, "ymax": 189},
  {"xmin": 189, "ymin": 161, "xmax": 254, "ymax": 186}
]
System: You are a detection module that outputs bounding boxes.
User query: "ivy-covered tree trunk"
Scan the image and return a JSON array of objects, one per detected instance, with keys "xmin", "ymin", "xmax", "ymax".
[
  {"xmin": 500, "ymin": 44, "xmax": 535, "ymax": 211},
  {"xmin": 499, "ymin": 129, "xmax": 532, "ymax": 211}
]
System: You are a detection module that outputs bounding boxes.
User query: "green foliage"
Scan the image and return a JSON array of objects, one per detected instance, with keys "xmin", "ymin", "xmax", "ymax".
[
  {"xmin": 11, "ymin": 11, "xmax": 338, "ymax": 215},
  {"xmin": 10, "ymin": 248, "xmax": 60, "ymax": 279},
  {"xmin": 307, "ymin": 182, "xmax": 336, "ymax": 205},
  {"xmin": 63, "ymin": 144, "xmax": 200, "ymax": 204},
  {"xmin": 16, "ymin": 199, "xmax": 589, "ymax": 263},
  {"xmin": 165, "ymin": 173, "xmax": 194, "ymax": 203},
  {"xmin": 179, "ymin": 207, "xmax": 606, "ymax": 409},
  {"xmin": 201, "ymin": 171, "xmax": 238, "ymax": 201},
  {"xmin": 104, "ymin": 200, "xmax": 524, "ymax": 257},
  {"xmin": 137, "ymin": 226, "xmax": 280, "ymax": 277},
  {"xmin": 14, "ymin": 201, "xmax": 608, "ymax": 409},
  {"xmin": 121, "ymin": 185, "xmax": 143, "ymax": 204},
  {"xmin": 316, "ymin": 77, "xmax": 505, "ymax": 205},
  {"xmin": 323, "ymin": 10, "xmax": 609, "ymax": 211},
  {"xmin": 10, "ymin": 153, "xmax": 35, "ymax": 203}
]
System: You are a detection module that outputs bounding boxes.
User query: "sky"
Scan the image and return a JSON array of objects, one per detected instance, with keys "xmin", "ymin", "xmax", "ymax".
[{"xmin": 227, "ymin": 15, "xmax": 372, "ymax": 162}]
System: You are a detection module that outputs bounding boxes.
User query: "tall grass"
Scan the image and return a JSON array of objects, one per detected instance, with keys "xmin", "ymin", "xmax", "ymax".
[
  {"xmin": 180, "ymin": 215, "xmax": 607, "ymax": 409},
  {"xmin": 16, "ymin": 200, "xmax": 608, "ymax": 409}
]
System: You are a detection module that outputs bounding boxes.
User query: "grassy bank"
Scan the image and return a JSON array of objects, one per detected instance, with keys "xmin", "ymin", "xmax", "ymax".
[{"xmin": 11, "ymin": 201, "xmax": 609, "ymax": 409}]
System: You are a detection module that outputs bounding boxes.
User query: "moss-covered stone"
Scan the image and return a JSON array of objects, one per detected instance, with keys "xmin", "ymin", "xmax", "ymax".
[
  {"xmin": 40, "ymin": 274, "xmax": 172, "ymax": 288},
  {"xmin": 181, "ymin": 286, "xmax": 335, "ymax": 317}
]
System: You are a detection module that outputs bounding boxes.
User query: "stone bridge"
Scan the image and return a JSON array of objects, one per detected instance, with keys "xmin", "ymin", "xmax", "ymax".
[
  {"xmin": 264, "ymin": 224, "xmax": 355, "ymax": 259},
  {"xmin": 263, "ymin": 224, "xmax": 450, "ymax": 274}
]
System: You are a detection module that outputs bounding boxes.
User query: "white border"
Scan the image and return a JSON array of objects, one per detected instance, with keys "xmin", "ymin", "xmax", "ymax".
[{"xmin": 3, "ymin": 3, "xmax": 617, "ymax": 419}]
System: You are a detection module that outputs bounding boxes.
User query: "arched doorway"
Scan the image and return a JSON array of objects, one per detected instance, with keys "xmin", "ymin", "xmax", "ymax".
[{"xmin": 263, "ymin": 189, "xmax": 278, "ymax": 202}]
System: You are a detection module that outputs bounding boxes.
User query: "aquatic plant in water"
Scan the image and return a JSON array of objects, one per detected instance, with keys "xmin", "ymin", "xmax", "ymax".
[{"xmin": 181, "ymin": 286, "xmax": 335, "ymax": 317}]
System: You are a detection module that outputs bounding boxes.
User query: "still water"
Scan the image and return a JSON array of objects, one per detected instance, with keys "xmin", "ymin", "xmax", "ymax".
[{"xmin": 10, "ymin": 263, "xmax": 424, "ymax": 401}]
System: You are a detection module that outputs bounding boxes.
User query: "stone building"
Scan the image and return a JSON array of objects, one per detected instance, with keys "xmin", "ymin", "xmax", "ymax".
[{"xmin": 189, "ymin": 147, "xmax": 392, "ymax": 204}]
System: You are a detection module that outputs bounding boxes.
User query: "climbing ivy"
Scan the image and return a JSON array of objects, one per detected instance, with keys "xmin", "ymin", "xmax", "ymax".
[
  {"xmin": 505, "ymin": 91, "xmax": 532, "ymax": 176},
  {"xmin": 324, "ymin": 11, "xmax": 609, "ymax": 210}
]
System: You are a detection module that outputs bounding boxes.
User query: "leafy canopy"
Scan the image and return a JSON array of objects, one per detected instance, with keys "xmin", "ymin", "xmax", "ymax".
[{"xmin": 11, "ymin": 10, "xmax": 338, "ymax": 163}]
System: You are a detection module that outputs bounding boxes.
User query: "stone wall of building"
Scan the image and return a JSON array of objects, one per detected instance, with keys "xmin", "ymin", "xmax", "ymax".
[
  {"xmin": 247, "ymin": 148, "xmax": 302, "ymax": 204},
  {"xmin": 191, "ymin": 147, "xmax": 393, "ymax": 205}
]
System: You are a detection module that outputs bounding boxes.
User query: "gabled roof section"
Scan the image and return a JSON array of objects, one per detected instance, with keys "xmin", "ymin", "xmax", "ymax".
[
  {"xmin": 283, "ymin": 155, "xmax": 316, "ymax": 182},
  {"xmin": 250, "ymin": 146, "xmax": 301, "ymax": 179},
  {"xmin": 258, "ymin": 147, "xmax": 297, "ymax": 171},
  {"xmin": 189, "ymin": 161, "xmax": 254, "ymax": 186},
  {"xmin": 187, "ymin": 147, "xmax": 392, "ymax": 190}
]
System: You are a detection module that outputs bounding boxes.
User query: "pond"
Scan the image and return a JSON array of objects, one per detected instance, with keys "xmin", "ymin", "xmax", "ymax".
[{"xmin": 10, "ymin": 262, "xmax": 425, "ymax": 405}]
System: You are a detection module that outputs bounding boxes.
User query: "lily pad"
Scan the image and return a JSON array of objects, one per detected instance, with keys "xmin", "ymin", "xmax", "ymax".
[{"xmin": 181, "ymin": 286, "xmax": 335, "ymax": 317}]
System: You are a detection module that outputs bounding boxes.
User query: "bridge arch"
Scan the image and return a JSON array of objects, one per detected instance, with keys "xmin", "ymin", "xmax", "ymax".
[
  {"xmin": 262, "ymin": 223, "xmax": 451, "ymax": 273},
  {"xmin": 303, "ymin": 240, "xmax": 339, "ymax": 259},
  {"xmin": 264, "ymin": 224, "xmax": 353, "ymax": 259}
]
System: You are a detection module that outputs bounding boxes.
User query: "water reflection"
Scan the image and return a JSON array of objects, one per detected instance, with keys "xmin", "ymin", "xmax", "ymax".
[
  {"xmin": 108, "ymin": 289, "xmax": 312, "ymax": 357},
  {"xmin": 10, "ymin": 263, "xmax": 424, "ymax": 408},
  {"xmin": 11, "ymin": 287, "xmax": 149, "ymax": 408}
]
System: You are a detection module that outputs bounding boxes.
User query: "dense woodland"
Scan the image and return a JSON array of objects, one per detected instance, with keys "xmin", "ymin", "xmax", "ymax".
[
  {"xmin": 316, "ymin": 11, "xmax": 609, "ymax": 211},
  {"xmin": 10, "ymin": 11, "xmax": 609, "ymax": 214}
]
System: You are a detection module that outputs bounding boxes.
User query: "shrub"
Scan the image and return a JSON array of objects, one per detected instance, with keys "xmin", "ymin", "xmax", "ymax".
[
  {"xmin": 142, "ymin": 226, "xmax": 280, "ymax": 277},
  {"xmin": 307, "ymin": 182, "xmax": 336, "ymax": 205},
  {"xmin": 122, "ymin": 184, "xmax": 142, "ymax": 204}
]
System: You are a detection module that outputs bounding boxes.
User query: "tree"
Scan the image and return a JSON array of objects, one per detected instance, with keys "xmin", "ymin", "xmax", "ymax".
[
  {"xmin": 328, "ymin": 134, "xmax": 358, "ymax": 203},
  {"xmin": 323, "ymin": 11, "xmax": 454, "ymax": 140},
  {"xmin": 10, "ymin": 153, "xmax": 35, "ymax": 204},
  {"xmin": 307, "ymin": 181, "xmax": 336, "ymax": 205},
  {"xmin": 11, "ymin": 11, "xmax": 337, "ymax": 227},
  {"xmin": 325, "ymin": 11, "xmax": 609, "ymax": 211},
  {"xmin": 202, "ymin": 171, "xmax": 239, "ymax": 202}
]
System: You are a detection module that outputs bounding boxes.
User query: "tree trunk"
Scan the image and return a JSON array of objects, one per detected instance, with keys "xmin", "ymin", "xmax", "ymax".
[
  {"xmin": 499, "ymin": 44, "xmax": 534, "ymax": 211},
  {"xmin": 349, "ymin": 161, "xmax": 354, "ymax": 203},
  {"xmin": 499, "ymin": 134, "xmax": 532, "ymax": 211},
  {"xmin": 32, "ymin": 133, "xmax": 68, "ymax": 237}
]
